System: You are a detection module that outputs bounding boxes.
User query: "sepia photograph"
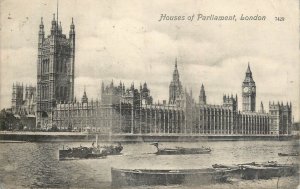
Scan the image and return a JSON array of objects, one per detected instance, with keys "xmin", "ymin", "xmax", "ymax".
[{"xmin": 0, "ymin": 0, "xmax": 299, "ymax": 188}]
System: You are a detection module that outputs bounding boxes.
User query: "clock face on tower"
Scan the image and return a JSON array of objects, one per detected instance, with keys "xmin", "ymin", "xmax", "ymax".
[{"xmin": 243, "ymin": 87, "xmax": 249, "ymax": 93}]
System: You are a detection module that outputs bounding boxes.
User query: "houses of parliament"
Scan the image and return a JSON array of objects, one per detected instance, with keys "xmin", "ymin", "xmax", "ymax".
[{"xmin": 10, "ymin": 14, "xmax": 293, "ymax": 136}]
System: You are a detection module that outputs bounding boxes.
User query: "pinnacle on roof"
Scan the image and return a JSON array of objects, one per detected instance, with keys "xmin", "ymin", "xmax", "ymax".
[{"xmin": 246, "ymin": 62, "xmax": 252, "ymax": 74}]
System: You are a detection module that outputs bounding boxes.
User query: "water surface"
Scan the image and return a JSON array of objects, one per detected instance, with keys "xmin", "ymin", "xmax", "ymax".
[{"xmin": 0, "ymin": 140, "xmax": 299, "ymax": 188}]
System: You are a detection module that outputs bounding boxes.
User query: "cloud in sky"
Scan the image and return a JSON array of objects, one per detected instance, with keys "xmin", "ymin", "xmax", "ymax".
[{"xmin": 0, "ymin": 0, "xmax": 299, "ymax": 120}]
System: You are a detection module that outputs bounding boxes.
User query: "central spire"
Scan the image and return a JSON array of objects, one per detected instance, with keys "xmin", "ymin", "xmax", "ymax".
[
  {"xmin": 246, "ymin": 62, "xmax": 252, "ymax": 74},
  {"xmin": 173, "ymin": 58, "xmax": 179, "ymax": 81},
  {"xmin": 169, "ymin": 58, "xmax": 183, "ymax": 104},
  {"xmin": 244, "ymin": 62, "xmax": 254, "ymax": 82}
]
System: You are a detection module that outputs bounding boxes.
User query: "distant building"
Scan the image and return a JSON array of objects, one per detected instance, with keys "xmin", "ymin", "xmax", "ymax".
[
  {"xmin": 11, "ymin": 83, "xmax": 36, "ymax": 115},
  {"xmin": 52, "ymin": 62, "xmax": 292, "ymax": 136},
  {"xmin": 269, "ymin": 101, "xmax": 292, "ymax": 135},
  {"xmin": 11, "ymin": 83, "xmax": 36, "ymax": 129},
  {"xmin": 292, "ymin": 122, "xmax": 300, "ymax": 136}
]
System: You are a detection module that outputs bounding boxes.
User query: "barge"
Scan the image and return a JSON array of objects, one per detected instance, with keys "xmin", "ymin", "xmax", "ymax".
[
  {"xmin": 240, "ymin": 163, "xmax": 298, "ymax": 179},
  {"xmin": 59, "ymin": 142, "xmax": 123, "ymax": 160},
  {"xmin": 278, "ymin": 152, "xmax": 299, "ymax": 156},
  {"xmin": 111, "ymin": 168, "xmax": 229, "ymax": 188},
  {"xmin": 212, "ymin": 161, "xmax": 298, "ymax": 180},
  {"xmin": 151, "ymin": 142, "xmax": 211, "ymax": 155}
]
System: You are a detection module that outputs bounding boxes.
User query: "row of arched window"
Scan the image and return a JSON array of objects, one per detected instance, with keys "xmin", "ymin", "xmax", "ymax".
[
  {"xmin": 56, "ymin": 86, "xmax": 68, "ymax": 102},
  {"xmin": 56, "ymin": 58, "xmax": 68, "ymax": 73},
  {"xmin": 41, "ymin": 57, "xmax": 69, "ymax": 74}
]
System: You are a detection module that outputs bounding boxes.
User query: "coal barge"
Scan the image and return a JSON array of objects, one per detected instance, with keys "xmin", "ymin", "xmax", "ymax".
[{"xmin": 111, "ymin": 168, "xmax": 229, "ymax": 188}]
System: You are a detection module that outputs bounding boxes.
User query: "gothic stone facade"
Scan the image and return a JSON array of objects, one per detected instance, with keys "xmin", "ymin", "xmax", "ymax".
[
  {"xmin": 10, "ymin": 83, "xmax": 36, "ymax": 129},
  {"xmin": 11, "ymin": 83, "xmax": 36, "ymax": 115},
  {"xmin": 52, "ymin": 62, "xmax": 292, "ymax": 136},
  {"xmin": 36, "ymin": 15, "xmax": 75, "ymax": 129},
  {"xmin": 12, "ymin": 15, "xmax": 293, "ymax": 135}
]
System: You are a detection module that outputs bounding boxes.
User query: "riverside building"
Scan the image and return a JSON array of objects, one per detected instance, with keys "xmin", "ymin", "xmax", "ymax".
[{"xmin": 11, "ymin": 14, "xmax": 293, "ymax": 136}]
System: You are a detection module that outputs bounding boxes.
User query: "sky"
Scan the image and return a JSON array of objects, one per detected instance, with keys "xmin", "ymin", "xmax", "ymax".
[{"xmin": 0, "ymin": 0, "xmax": 299, "ymax": 121}]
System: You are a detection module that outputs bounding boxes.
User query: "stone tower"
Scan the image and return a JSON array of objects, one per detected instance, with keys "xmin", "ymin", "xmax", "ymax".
[
  {"xmin": 259, "ymin": 101, "xmax": 265, "ymax": 113},
  {"xmin": 269, "ymin": 102, "xmax": 292, "ymax": 135},
  {"xmin": 81, "ymin": 87, "xmax": 88, "ymax": 104},
  {"xmin": 242, "ymin": 63, "xmax": 256, "ymax": 112},
  {"xmin": 223, "ymin": 94, "xmax": 238, "ymax": 112},
  {"xmin": 169, "ymin": 58, "xmax": 183, "ymax": 104},
  {"xmin": 36, "ymin": 14, "xmax": 75, "ymax": 129},
  {"xmin": 199, "ymin": 84, "xmax": 206, "ymax": 105},
  {"xmin": 11, "ymin": 83, "xmax": 24, "ymax": 114}
]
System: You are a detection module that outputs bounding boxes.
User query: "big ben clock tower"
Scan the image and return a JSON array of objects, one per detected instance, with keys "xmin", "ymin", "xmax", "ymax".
[{"xmin": 242, "ymin": 63, "xmax": 256, "ymax": 112}]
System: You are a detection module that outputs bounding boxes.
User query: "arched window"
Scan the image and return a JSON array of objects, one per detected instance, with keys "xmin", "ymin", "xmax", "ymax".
[
  {"xmin": 64, "ymin": 60, "xmax": 67, "ymax": 73},
  {"xmin": 47, "ymin": 59, "xmax": 49, "ymax": 72},
  {"xmin": 56, "ymin": 87, "xmax": 59, "ymax": 98},
  {"xmin": 42, "ymin": 85, "xmax": 44, "ymax": 99},
  {"xmin": 64, "ymin": 87, "xmax": 67, "ymax": 99},
  {"xmin": 42, "ymin": 60, "xmax": 44, "ymax": 73},
  {"xmin": 44, "ymin": 86, "xmax": 47, "ymax": 98},
  {"xmin": 56, "ymin": 60, "xmax": 59, "ymax": 72},
  {"xmin": 60, "ymin": 59, "xmax": 63, "ymax": 72},
  {"xmin": 60, "ymin": 86, "xmax": 63, "ymax": 101}
]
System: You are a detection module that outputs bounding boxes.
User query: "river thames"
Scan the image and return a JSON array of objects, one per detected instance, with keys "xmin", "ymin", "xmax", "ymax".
[{"xmin": 0, "ymin": 140, "xmax": 299, "ymax": 189}]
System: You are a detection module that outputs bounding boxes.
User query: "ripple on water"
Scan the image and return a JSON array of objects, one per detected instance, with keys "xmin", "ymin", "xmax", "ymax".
[{"xmin": 0, "ymin": 140, "xmax": 298, "ymax": 188}]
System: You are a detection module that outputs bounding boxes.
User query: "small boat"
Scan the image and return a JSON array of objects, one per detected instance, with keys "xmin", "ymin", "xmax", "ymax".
[
  {"xmin": 59, "ymin": 143, "xmax": 123, "ymax": 160},
  {"xmin": 212, "ymin": 161, "xmax": 279, "ymax": 179},
  {"xmin": 278, "ymin": 152, "xmax": 299, "ymax": 156},
  {"xmin": 239, "ymin": 162, "xmax": 298, "ymax": 180},
  {"xmin": 59, "ymin": 146, "xmax": 107, "ymax": 160},
  {"xmin": 59, "ymin": 135, "xmax": 123, "ymax": 160},
  {"xmin": 211, "ymin": 162, "xmax": 275, "ymax": 169},
  {"xmin": 111, "ymin": 167, "xmax": 229, "ymax": 188},
  {"xmin": 101, "ymin": 143, "xmax": 123, "ymax": 155},
  {"xmin": 212, "ymin": 164, "xmax": 240, "ymax": 169},
  {"xmin": 212, "ymin": 164, "xmax": 242, "ymax": 179},
  {"xmin": 212, "ymin": 161, "xmax": 299, "ymax": 180},
  {"xmin": 150, "ymin": 142, "xmax": 211, "ymax": 155}
]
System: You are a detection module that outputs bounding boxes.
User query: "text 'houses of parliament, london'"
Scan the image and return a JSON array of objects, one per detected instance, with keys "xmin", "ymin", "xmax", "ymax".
[{"xmin": 10, "ymin": 14, "xmax": 293, "ymax": 136}]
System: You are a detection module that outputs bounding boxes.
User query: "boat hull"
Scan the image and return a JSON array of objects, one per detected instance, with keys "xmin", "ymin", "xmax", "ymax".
[
  {"xmin": 156, "ymin": 148, "xmax": 211, "ymax": 155},
  {"xmin": 111, "ymin": 168, "xmax": 228, "ymax": 188},
  {"xmin": 59, "ymin": 145, "xmax": 122, "ymax": 160},
  {"xmin": 278, "ymin": 153, "xmax": 299, "ymax": 156},
  {"xmin": 59, "ymin": 148, "xmax": 106, "ymax": 160},
  {"xmin": 241, "ymin": 165, "xmax": 298, "ymax": 179}
]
